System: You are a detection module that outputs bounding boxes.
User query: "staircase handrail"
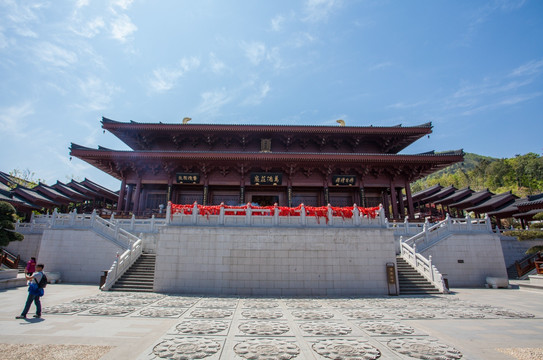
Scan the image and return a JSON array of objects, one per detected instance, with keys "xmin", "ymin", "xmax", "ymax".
[
  {"xmin": 0, "ymin": 248, "xmax": 20, "ymax": 269},
  {"xmin": 90, "ymin": 212, "xmax": 136, "ymax": 249},
  {"xmin": 515, "ymin": 251, "xmax": 543, "ymax": 278},
  {"xmin": 100, "ymin": 238, "xmax": 143, "ymax": 291},
  {"xmin": 400, "ymin": 241, "xmax": 448, "ymax": 293},
  {"xmin": 402, "ymin": 214, "xmax": 493, "ymax": 252}
]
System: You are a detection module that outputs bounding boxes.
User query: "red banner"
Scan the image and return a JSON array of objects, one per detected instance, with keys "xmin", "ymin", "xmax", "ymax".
[{"xmin": 170, "ymin": 203, "xmax": 379, "ymax": 222}]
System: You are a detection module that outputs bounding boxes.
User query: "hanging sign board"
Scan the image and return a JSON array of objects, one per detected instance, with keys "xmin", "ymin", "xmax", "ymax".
[
  {"xmin": 250, "ymin": 173, "xmax": 282, "ymax": 186},
  {"xmin": 176, "ymin": 173, "xmax": 200, "ymax": 184},
  {"xmin": 332, "ymin": 175, "xmax": 356, "ymax": 186}
]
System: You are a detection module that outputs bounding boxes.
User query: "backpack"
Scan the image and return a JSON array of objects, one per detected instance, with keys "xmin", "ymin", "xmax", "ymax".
[{"xmin": 37, "ymin": 273, "xmax": 48, "ymax": 289}]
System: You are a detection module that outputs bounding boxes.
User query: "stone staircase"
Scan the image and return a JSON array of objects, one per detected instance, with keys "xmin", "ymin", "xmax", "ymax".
[
  {"xmin": 396, "ymin": 256, "xmax": 441, "ymax": 295},
  {"xmin": 110, "ymin": 253, "xmax": 156, "ymax": 292}
]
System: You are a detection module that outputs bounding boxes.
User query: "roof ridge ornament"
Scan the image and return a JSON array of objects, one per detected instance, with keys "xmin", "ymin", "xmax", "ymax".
[
  {"xmin": 182, "ymin": 117, "xmax": 192, "ymax": 124},
  {"xmin": 336, "ymin": 119, "xmax": 345, "ymax": 126}
]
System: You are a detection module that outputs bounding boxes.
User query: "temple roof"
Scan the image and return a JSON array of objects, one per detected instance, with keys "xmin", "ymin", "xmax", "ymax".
[
  {"xmin": 101, "ymin": 117, "xmax": 434, "ymax": 154},
  {"xmin": 52, "ymin": 181, "xmax": 92, "ymax": 201},
  {"xmin": 70, "ymin": 143, "xmax": 464, "ymax": 181},
  {"xmin": 464, "ymin": 191, "xmax": 518, "ymax": 213},
  {"xmin": 410, "ymin": 184, "xmax": 443, "ymax": 203},
  {"xmin": 449, "ymin": 189, "xmax": 494, "ymax": 209},
  {"xmin": 434, "ymin": 187, "xmax": 474, "ymax": 206},
  {"xmin": 420, "ymin": 185, "xmax": 457, "ymax": 203}
]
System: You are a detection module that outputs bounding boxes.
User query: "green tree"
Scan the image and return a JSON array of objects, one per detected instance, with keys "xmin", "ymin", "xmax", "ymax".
[
  {"xmin": 7, "ymin": 168, "xmax": 42, "ymax": 189},
  {"xmin": 0, "ymin": 201, "xmax": 24, "ymax": 246}
]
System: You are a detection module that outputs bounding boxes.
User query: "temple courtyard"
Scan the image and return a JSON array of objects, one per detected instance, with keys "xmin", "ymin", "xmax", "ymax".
[{"xmin": 1, "ymin": 282, "xmax": 542, "ymax": 360}]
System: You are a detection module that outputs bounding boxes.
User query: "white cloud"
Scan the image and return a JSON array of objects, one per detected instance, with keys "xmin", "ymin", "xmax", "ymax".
[
  {"xmin": 73, "ymin": 17, "xmax": 105, "ymax": 38},
  {"xmin": 243, "ymin": 82, "xmax": 271, "ymax": 106},
  {"xmin": 271, "ymin": 15, "xmax": 285, "ymax": 32},
  {"xmin": 303, "ymin": 0, "xmax": 341, "ymax": 22},
  {"xmin": 289, "ymin": 32, "xmax": 316, "ymax": 48},
  {"xmin": 240, "ymin": 42, "xmax": 284, "ymax": 69},
  {"xmin": 112, "ymin": 0, "xmax": 134, "ymax": 10},
  {"xmin": 196, "ymin": 89, "xmax": 233, "ymax": 116},
  {"xmin": 209, "ymin": 52, "xmax": 226, "ymax": 74},
  {"xmin": 510, "ymin": 58, "xmax": 543, "ymax": 77},
  {"xmin": 0, "ymin": 101, "xmax": 34, "ymax": 137},
  {"xmin": 78, "ymin": 76, "xmax": 121, "ymax": 111},
  {"xmin": 76, "ymin": 0, "xmax": 90, "ymax": 8},
  {"xmin": 149, "ymin": 57, "xmax": 200, "ymax": 92},
  {"xmin": 33, "ymin": 42, "xmax": 78, "ymax": 67},
  {"xmin": 110, "ymin": 13, "xmax": 137, "ymax": 42},
  {"xmin": 369, "ymin": 61, "xmax": 393, "ymax": 72},
  {"xmin": 241, "ymin": 41, "xmax": 267, "ymax": 65}
]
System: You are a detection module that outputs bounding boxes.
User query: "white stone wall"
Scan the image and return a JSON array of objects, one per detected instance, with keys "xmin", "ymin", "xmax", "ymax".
[
  {"xmin": 154, "ymin": 226, "xmax": 396, "ymax": 296},
  {"xmin": 421, "ymin": 233, "xmax": 508, "ymax": 287},
  {"xmin": 37, "ymin": 229, "xmax": 124, "ymax": 284},
  {"xmin": 500, "ymin": 236, "xmax": 543, "ymax": 267},
  {"xmin": 4, "ymin": 234, "xmax": 42, "ymax": 263}
]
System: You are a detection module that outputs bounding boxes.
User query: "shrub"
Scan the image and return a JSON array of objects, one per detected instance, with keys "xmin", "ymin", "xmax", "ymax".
[
  {"xmin": 503, "ymin": 230, "xmax": 543, "ymax": 241},
  {"xmin": 526, "ymin": 245, "xmax": 543, "ymax": 255}
]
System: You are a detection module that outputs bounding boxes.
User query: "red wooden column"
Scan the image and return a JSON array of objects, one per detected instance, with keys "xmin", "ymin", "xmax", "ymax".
[
  {"xmin": 124, "ymin": 184, "xmax": 134, "ymax": 213},
  {"xmin": 116, "ymin": 178, "xmax": 126, "ymax": 213},
  {"xmin": 404, "ymin": 181, "xmax": 415, "ymax": 219},
  {"xmin": 398, "ymin": 188, "xmax": 405, "ymax": 218},
  {"xmin": 133, "ymin": 179, "xmax": 142, "ymax": 215},
  {"xmin": 390, "ymin": 181, "xmax": 399, "ymax": 219}
]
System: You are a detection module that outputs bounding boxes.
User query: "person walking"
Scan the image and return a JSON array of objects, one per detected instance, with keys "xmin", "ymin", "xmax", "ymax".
[
  {"xmin": 16, "ymin": 263, "xmax": 46, "ymax": 319},
  {"xmin": 25, "ymin": 257, "xmax": 36, "ymax": 276}
]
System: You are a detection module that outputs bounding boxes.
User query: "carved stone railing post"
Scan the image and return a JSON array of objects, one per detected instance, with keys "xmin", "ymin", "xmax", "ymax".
[
  {"xmin": 466, "ymin": 214, "xmax": 472, "ymax": 230},
  {"xmin": 300, "ymin": 204, "xmax": 306, "ymax": 226},
  {"xmin": 327, "ymin": 204, "xmax": 333, "ymax": 226},
  {"xmin": 404, "ymin": 215, "xmax": 409, "ymax": 234},
  {"xmin": 353, "ymin": 204, "xmax": 361, "ymax": 226},
  {"xmin": 273, "ymin": 204, "xmax": 279, "ymax": 226},
  {"xmin": 429, "ymin": 255, "xmax": 434, "ymax": 282},
  {"xmin": 91, "ymin": 209, "xmax": 96, "ymax": 227},
  {"xmin": 151, "ymin": 215, "xmax": 155, "ymax": 232},
  {"xmin": 192, "ymin": 202, "xmax": 198, "ymax": 225},
  {"xmin": 379, "ymin": 204, "xmax": 385, "ymax": 226},
  {"xmin": 245, "ymin": 203, "xmax": 252, "ymax": 225},
  {"xmin": 485, "ymin": 214, "xmax": 492, "ymax": 232},
  {"xmin": 51, "ymin": 208, "xmax": 58, "ymax": 227},
  {"xmin": 130, "ymin": 214, "xmax": 135, "ymax": 231},
  {"xmin": 166, "ymin": 201, "xmax": 171, "ymax": 224},
  {"xmin": 110, "ymin": 213, "xmax": 115, "ymax": 222},
  {"xmin": 219, "ymin": 203, "xmax": 225, "ymax": 225}
]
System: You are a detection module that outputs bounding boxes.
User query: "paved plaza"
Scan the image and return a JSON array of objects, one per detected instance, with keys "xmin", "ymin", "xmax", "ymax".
[{"xmin": 1, "ymin": 282, "xmax": 542, "ymax": 360}]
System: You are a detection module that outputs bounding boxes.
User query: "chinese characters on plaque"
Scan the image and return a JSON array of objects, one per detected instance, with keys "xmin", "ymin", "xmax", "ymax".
[
  {"xmin": 250, "ymin": 173, "xmax": 282, "ymax": 186},
  {"xmin": 176, "ymin": 173, "xmax": 200, "ymax": 184},
  {"xmin": 332, "ymin": 175, "xmax": 356, "ymax": 186}
]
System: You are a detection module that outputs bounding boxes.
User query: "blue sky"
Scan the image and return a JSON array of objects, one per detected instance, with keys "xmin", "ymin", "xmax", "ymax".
[{"xmin": 1, "ymin": 0, "xmax": 542, "ymax": 191}]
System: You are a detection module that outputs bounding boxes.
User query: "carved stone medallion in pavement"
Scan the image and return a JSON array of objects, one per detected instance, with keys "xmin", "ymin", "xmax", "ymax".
[
  {"xmin": 285, "ymin": 300, "xmax": 322, "ymax": 309},
  {"xmin": 175, "ymin": 320, "xmax": 229, "ymax": 335},
  {"xmin": 242, "ymin": 300, "xmax": 279, "ymax": 309},
  {"xmin": 234, "ymin": 338, "xmax": 300, "ymax": 360},
  {"xmin": 152, "ymin": 336, "xmax": 222, "ymax": 360},
  {"xmin": 190, "ymin": 308, "xmax": 233, "ymax": 319},
  {"xmin": 386, "ymin": 338, "xmax": 462, "ymax": 360},
  {"xmin": 155, "ymin": 299, "xmax": 200, "ymax": 308},
  {"xmin": 312, "ymin": 339, "xmax": 381, "ymax": 360},
  {"xmin": 87, "ymin": 305, "xmax": 137, "ymax": 316},
  {"xmin": 238, "ymin": 321, "xmax": 290, "ymax": 336},
  {"xmin": 241, "ymin": 309, "xmax": 284, "ymax": 320},
  {"xmin": 136, "ymin": 307, "xmax": 186, "ymax": 318},
  {"xmin": 291, "ymin": 310, "xmax": 334, "ymax": 320},
  {"xmin": 358, "ymin": 321, "xmax": 417, "ymax": 336},
  {"xmin": 299, "ymin": 321, "xmax": 352, "ymax": 336},
  {"xmin": 198, "ymin": 299, "xmax": 238, "ymax": 308},
  {"xmin": 43, "ymin": 303, "xmax": 94, "ymax": 315},
  {"xmin": 342, "ymin": 309, "xmax": 386, "ymax": 320}
]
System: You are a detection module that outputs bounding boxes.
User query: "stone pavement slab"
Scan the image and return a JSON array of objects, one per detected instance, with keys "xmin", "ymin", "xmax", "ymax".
[{"xmin": 1, "ymin": 284, "xmax": 542, "ymax": 359}]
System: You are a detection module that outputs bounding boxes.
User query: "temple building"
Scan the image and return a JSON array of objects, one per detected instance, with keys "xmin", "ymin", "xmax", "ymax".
[{"xmin": 70, "ymin": 118, "xmax": 464, "ymax": 219}]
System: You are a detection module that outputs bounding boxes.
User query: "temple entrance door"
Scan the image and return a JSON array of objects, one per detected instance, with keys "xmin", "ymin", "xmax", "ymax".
[{"xmin": 251, "ymin": 195, "xmax": 279, "ymax": 206}]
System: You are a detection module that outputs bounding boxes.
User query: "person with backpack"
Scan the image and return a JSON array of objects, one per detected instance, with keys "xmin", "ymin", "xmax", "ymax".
[{"xmin": 16, "ymin": 263, "xmax": 47, "ymax": 319}]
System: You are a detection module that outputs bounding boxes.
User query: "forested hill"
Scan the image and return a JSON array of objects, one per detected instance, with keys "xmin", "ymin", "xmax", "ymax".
[{"xmin": 411, "ymin": 152, "xmax": 543, "ymax": 197}]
